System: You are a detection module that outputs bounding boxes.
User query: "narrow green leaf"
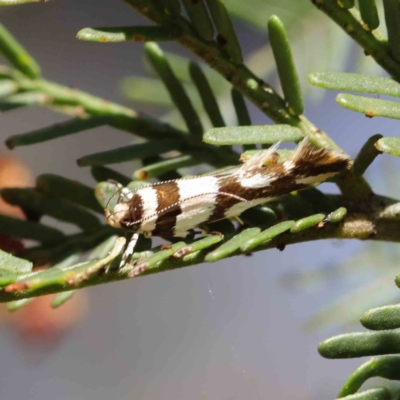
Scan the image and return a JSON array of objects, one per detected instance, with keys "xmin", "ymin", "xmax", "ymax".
[
  {"xmin": 204, "ymin": 125, "xmax": 303, "ymax": 145},
  {"xmin": 179, "ymin": 234, "xmax": 223, "ymax": 256},
  {"xmin": 326, "ymin": 207, "xmax": 347, "ymax": 223},
  {"xmin": 375, "ymin": 137, "xmax": 400, "ymax": 156},
  {"xmin": 36, "ymin": 174, "xmax": 102, "ymax": 214},
  {"xmin": 7, "ymin": 298, "xmax": 33, "ymax": 312},
  {"xmin": 145, "ymin": 43, "xmax": 203, "ymax": 136},
  {"xmin": 6, "ymin": 116, "xmax": 110, "ymax": 149},
  {"xmin": 240, "ymin": 149, "xmax": 293, "ymax": 163},
  {"xmin": 133, "ymin": 155, "xmax": 198, "ymax": 180},
  {"xmin": 77, "ymin": 139, "xmax": 181, "ymax": 167},
  {"xmin": 353, "ymin": 134, "xmax": 383, "ymax": 175},
  {"xmin": 290, "ymin": 213, "xmax": 325, "ymax": 233},
  {"xmin": 231, "ymin": 88, "xmax": 251, "ymax": 126},
  {"xmin": 133, "ymin": 241, "xmax": 187, "ymax": 276},
  {"xmin": 205, "ymin": 228, "xmax": 261, "ymax": 262},
  {"xmin": 0, "ymin": 274, "xmax": 17, "ymax": 286},
  {"xmin": 205, "ymin": 0, "xmax": 243, "ymax": 64},
  {"xmin": 383, "ymin": 0, "xmax": 400, "ymax": 62},
  {"xmin": 181, "ymin": 0, "xmax": 214, "ymax": 41},
  {"xmin": 338, "ymin": 356, "xmax": 400, "ymax": 397},
  {"xmin": 337, "ymin": 388, "xmax": 391, "ymax": 400},
  {"xmin": 241, "ymin": 220, "xmax": 295, "ymax": 252},
  {"xmin": 95, "ymin": 181, "xmax": 121, "ymax": 210},
  {"xmin": 231, "ymin": 88, "xmax": 254, "ymax": 151},
  {"xmin": 91, "ymin": 166, "xmax": 131, "ymax": 186},
  {"xmin": 50, "ymin": 290, "xmax": 75, "ymax": 308},
  {"xmin": 0, "ymin": 24, "xmax": 40, "ymax": 78},
  {"xmin": 159, "ymin": 0, "xmax": 181, "ymax": 15},
  {"xmin": 0, "ymin": 214, "xmax": 64, "ymax": 244},
  {"xmin": 268, "ymin": 15, "xmax": 304, "ymax": 115},
  {"xmin": 337, "ymin": 94, "xmax": 400, "ymax": 119},
  {"xmin": 0, "ymin": 79, "xmax": 18, "ymax": 98},
  {"xmin": 77, "ymin": 26, "xmax": 182, "ymax": 42},
  {"xmin": 359, "ymin": 0, "xmax": 380, "ymax": 30},
  {"xmin": 240, "ymin": 206, "xmax": 277, "ymax": 228},
  {"xmin": 0, "ymin": 91, "xmax": 48, "ymax": 111},
  {"xmin": 319, "ymin": 331, "xmax": 400, "ymax": 359},
  {"xmin": 189, "ymin": 62, "xmax": 225, "ymax": 127},
  {"xmin": 308, "ymin": 72, "xmax": 400, "ymax": 97},
  {"xmin": 0, "ymin": 248, "xmax": 32, "ymax": 275},
  {"xmin": 361, "ymin": 304, "xmax": 400, "ymax": 330},
  {"xmin": 339, "ymin": 0, "xmax": 355, "ymax": 8},
  {"xmin": 1, "ymin": 188, "xmax": 101, "ymax": 232}
]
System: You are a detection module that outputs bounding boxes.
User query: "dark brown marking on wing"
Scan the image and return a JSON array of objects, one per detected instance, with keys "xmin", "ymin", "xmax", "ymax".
[{"xmin": 153, "ymin": 181, "xmax": 181, "ymax": 237}]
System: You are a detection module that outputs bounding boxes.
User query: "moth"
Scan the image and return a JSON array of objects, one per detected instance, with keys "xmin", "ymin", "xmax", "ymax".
[{"xmin": 105, "ymin": 138, "xmax": 350, "ymax": 275}]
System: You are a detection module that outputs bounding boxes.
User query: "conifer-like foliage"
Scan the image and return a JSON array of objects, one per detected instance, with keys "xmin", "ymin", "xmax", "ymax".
[{"xmin": 2, "ymin": 1, "xmax": 400, "ymax": 397}]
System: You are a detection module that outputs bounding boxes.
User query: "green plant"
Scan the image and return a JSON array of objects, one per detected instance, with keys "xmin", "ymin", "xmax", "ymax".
[{"xmin": 3, "ymin": 0, "xmax": 400, "ymax": 397}]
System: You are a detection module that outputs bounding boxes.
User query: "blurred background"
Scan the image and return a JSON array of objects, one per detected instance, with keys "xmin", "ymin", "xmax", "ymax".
[{"xmin": 0, "ymin": 0, "xmax": 399, "ymax": 399}]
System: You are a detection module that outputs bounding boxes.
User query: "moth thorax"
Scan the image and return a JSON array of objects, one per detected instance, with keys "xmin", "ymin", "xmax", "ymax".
[{"xmin": 106, "ymin": 202, "xmax": 131, "ymax": 229}]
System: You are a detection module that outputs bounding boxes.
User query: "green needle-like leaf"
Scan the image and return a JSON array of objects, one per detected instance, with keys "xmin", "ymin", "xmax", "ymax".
[
  {"xmin": 181, "ymin": 0, "xmax": 214, "ymax": 41},
  {"xmin": 50, "ymin": 291, "xmax": 75, "ymax": 308},
  {"xmin": 145, "ymin": 43, "xmax": 203, "ymax": 136},
  {"xmin": 0, "ymin": 91, "xmax": 48, "ymax": 111},
  {"xmin": 91, "ymin": 166, "xmax": 131, "ymax": 186},
  {"xmin": 337, "ymin": 388, "xmax": 391, "ymax": 400},
  {"xmin": 77, "ymin": 139, "xmax": 181, "ymax": 167},
  {"xmin": 241, "ymin": 221, "xmax": 294, "ymax": 252},
  {"xmin": 308, "ymin": 73, "xmax": 400, "ymax": 97},
  {"xmin": 36, "ymin": 174, "xmax": 102, "ymax": 214},
  {"xmin": 7, "ymin": 298, "xmax": 33, "ymax": 311},
  {"xmin": 0, "ymin": 215, "xmax": 64, "ymax": 244},
  {"xmin": 6, "ymin": 116, "xmax": 110, "ymax": 148},
  {"xmin": 0, "ymin": 24, "xmax": 40, "ymax": 78},
  {"xmin": 339, "ymin": 356, "xmax": 400, "ymax": 397},
  {"xmin": 337, "ymin": 94, "xmax": 400, "ymax": 119},
  {"xmin": 136, "ymin": 242, "xmax": 188, "ymax": 276},
  {"xmin": 319, "ymin": 331, "xmax": 400, "ymax": 358},
  {"xmin": 1, "ymin": 188, "xmax": 101, "ymax": 232},
  {"xmin": 205, "ymin": 228, "xmax": 261, "ymax": 262},
  {"xmin": 231, "ymin": 88, "xmax": 255, "ymax": 151},
  {"xmin": 189, "ymin": 62, "xmax": 225, "ymax": 127},
  {"xmin": 133, "ymin": 155, "xmax": 198, "ymax": 180},
  {"xmin": 0, "ymin": 79, "xmax": 18, "ymax": 98},
  {"xmin": 359, "ymin": 0, "xmax": 380, "ymax": 30},
  {"xmin": 353, "ymin": 134, "xmax": 383, "ymax": 176},
  {"xmin": 326, "ymin": 207, "xmax": 347, "ymax": 223},
  {"xmin": 204, "ymin": 125, "xmax": 303, "ymax": 145},
  {"xmin": 0, "ymin": 248, "xmax": 32, "ymax": 275},
  {"xmin": 361, "ymin": 304, "xmax": 400, "ymax": 330},
  {"xmin": 290, "ymin": 214, "xmax": 326, "ymax": 233},
  {"xmin": 77, "ymin": 26, "xmax": 182, "ymax": 42},
  {"xmin": 375, "ymin": 137, "xmax": 400, "ymax": 157},
  {"xmin": 268, "ymin": 15, "xmax": 304, "ymax": 116},
  {"xmin": 205, "ymin": 0, "xmax": 243, "ymax": 64},
  {"xmin": 383, "ymin": 0, "xmax": 400, "ymax": 62}
]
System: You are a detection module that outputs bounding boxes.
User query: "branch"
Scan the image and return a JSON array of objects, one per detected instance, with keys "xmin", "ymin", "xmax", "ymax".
[{"xmin": 1, "ymin": 193, "xmax": 400, "ymax": 302}]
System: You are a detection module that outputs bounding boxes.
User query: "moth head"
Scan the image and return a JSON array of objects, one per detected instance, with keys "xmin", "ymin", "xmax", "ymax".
[{"xmin": 104, "ymin": 202, "xmax": 131, "ymax": 229}]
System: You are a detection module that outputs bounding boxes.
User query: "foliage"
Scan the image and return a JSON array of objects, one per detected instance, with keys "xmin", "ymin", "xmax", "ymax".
[{"xmin": 1, "ymin": 0, "xmax": 400, "ymax": 397}]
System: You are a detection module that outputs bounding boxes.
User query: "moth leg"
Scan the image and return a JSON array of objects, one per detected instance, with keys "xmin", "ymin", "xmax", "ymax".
[{"xmin": 118, "ymin": 232, "xmax": 140, "ymax": 269}]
